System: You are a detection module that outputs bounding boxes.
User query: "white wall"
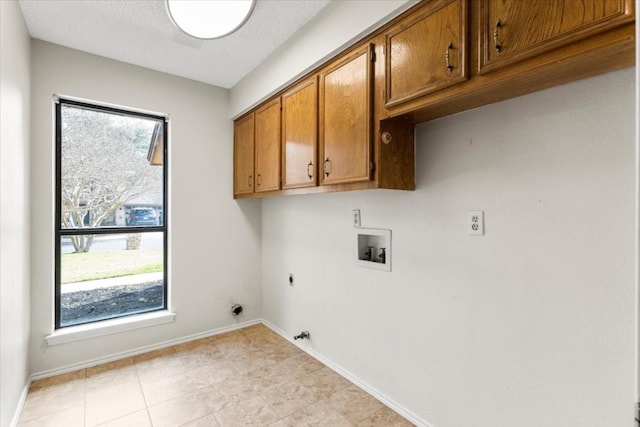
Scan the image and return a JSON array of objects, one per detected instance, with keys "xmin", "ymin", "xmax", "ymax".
[
  {"xmin": 229, "ymin": 0, "xmax": 415, "ymax": 118},
  {"xmin": 0, "ymin": 1, "xmax": 32, "ymax": 426},
  {"xmin": 29, "ymin": 40, "xmax": 262, "ymax": 373},
  {"xmin": 636, "ymin": 3, "xmax": 640, "ymax": 402},
  {"xmin": 261, "ymin": 68, "xmax": 636, "ymax": 427},
  {"xmin": 230, "ymin": 3, "xmax": 637, "ymax": 424}
]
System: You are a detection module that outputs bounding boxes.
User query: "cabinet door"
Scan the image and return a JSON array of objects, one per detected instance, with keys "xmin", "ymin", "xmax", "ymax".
[
  {"xmin": 479, "ymin": 0, "xmax": 634, "ymax": 73},
  {"xmin": 282, "ymin": 77, "xmax": 318, "ymax": 189},
  {"xmin": 319, "ymin": 44, "xmax": 373, "ymax": 186},
  {"xmin": 233, "ymin": 113, "xmax": 254, "ymax": 196},
  {"xmin": 385, "ymin": 0, "xmax": 467, "ymax": 108},
  {"xmin": 255, "ymin": 98, "xmax": 281, "ymax": 193}
]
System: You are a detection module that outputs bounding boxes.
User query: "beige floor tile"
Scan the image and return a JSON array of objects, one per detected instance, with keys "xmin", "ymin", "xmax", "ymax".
[
  {"xmin": 279, "ymin": 354, "xmax": 324, "ymax": 379},
  {"xmin": 267, "ymin": 421, "xmax": 289, "ymax": 427},
  {"xmin": 234, "ymin": 346, "xmax": 275, "ymax": 365},
  {"xmin": 280, "ymin": 401, "xmax": 352, "ymax": 427},
  {"xmin": 18, "ymin": 404, "xmax": 84, "ymax": 427},
  {"xmin": 244, "ymin": 364, "xmax": 296, "ymax": 392},
  {"xmin": 173, "ymin": 339, "xmax": 225, "ymax": 369},
  {"xmin": 29, "ymin": 369, "xmax": 86, "ymax": 391},
  {"xmin": 328, "ymin": 385, "xmax": 383, "ymax": 423},
  {"xmin": 209, "ymin": 331, "xmax": 249, "ymax": 347},
  {"xmin": 232, "ymin": 358, "xmax": 277, "ymax": 375},
  {"xmin": 20, "ymin": 371, "xmax": 86, "ymax": 422},
  {"xmin": 147, "ymin": 391, "xmax": 214, "ymax": 427},
  {"xmin": 199, "ymin": 377, "xmax": 261, "ymax": 412},
  {"xmin": 141, "ymin": 371, "xmax": 199, "ymax": 406},
  {"xmin": 180, "ymin": 414, "xmax": 221, "ymax": 427},
  {"xmin": 259, "ymin": 379, "xmax": 318, "ymax": 417},
  {"xmin": 86, "ymin": 358, "xmax": 135, "ymax": 377},
  {"xmin": 96, "ymin": 409, "xmax": 152, "ymax": 427},
  {"xmin": 211, "ymin": 332, "xmax": 253, "ymax": 356},
  {"xmin": 298, "ymin": 367, "xmax": 351, "ymax": 400},
  {"xmin": 86, "ymin": 360, "xmax": 140, "ymax": 402},
  {"xmin": 134, "ymin": 347, "xmax": 186, "ymax": 384},
  {"xmin": 247, "ymin": 331, "xmax": 287, "ymax": 347},
  {"xmin": 86, "ymin": 375, "xmax": 141, "ymax": 403},
  {"xmin": 356, "ymin": 407, "xmax": 415, "ymax": 427},
  {"xmin": 264, "ymin": 343, "xmax": 301, "ymax": 362},
  {"xmin": 235, "ymin": 349, "xmax": 284, "ymax": 376},
  {"xmin": 186, "ymin": 358, "xmax": 239, "ymax": 388},
  {"xmin": 252, "ymin": 336, "xmax": 301, "ymax": 362},
  {"xmin": 215, "ymin": 340, "xmax": 253, "ymax": 357},
  {"xmin": 173, "ymin": 337, "xmax": 215, "ymax": 352},
  {"xmin": 213, "ymin": 395, "xmax": 279, "ymax": 427},
  {"xmin": 256, "ymin": 335, "xmax": 295, "ymax": 350},
  {"xmin": 215, "ymin": 330, "xmax": 250, "ymax": 341},
  {"xmin": 133, "ymin": 346, "xmax": 177, "ymax": 364},
  {"xmin": 238, "ymin": 323, "xmax": 271, "ymax": 337},
  {"xmin": 85, "ymin": 384, "xmax": 146, "ymax": 426}
]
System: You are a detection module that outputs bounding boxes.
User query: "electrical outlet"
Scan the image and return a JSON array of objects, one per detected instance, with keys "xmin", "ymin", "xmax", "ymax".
[
  {"xmin": 353, "ymin": 209, "xmax": 361, "ymax": 227},
  {"xmin": 288, "ymin": 273, "xmax": 294, "ymax": 287},
  {"xmin": 468, "ymin": 210, "xmax": 484, "ymax": 236}
]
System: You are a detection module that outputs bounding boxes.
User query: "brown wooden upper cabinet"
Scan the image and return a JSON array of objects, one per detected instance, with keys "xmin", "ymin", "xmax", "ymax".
[
  {"xmin": 385, "ymin": 0, "xmax": 468, "ymax": 108},
  {"xmin": 319, "ymin": 44, "xmax": 374, "ymax": 186},
  {"xmin": 233, "ymin": 0, "xmax": 633, "ymax": 199},
  {"xmin": 233, "ymin": 113, "xmax": 255, "ymax": 196},
  {"xmin": 254, "ymin": 98, "xmax": 282, "ymax": 193},
  {"xmin": 282, "ymin": 77, "xmax": 318, "ymax": 189},
  {"xmin": 478, "ymin": 0, "xmax": 635, "ymax": 74}
]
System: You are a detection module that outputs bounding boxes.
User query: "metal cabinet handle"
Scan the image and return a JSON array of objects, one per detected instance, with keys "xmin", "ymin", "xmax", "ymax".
[
  {"xmin": 248, "ymin": 175, "xmax": 252, "ymax": 188},
  {"xmin": 256, "ymin": 174, "xmax": 261, "ymax": 187},
  {"xmin": 324, "ymin": 158, "xmax": 331, "ymax": 177},
  {"xmin": 307, "ymin": 161, "xmax": 313, "ymax": 179},
  {"xmin": 493, "ymin": 20, "xmax": 502, "ymax": 53},
  {"xmin": 445, "ymin": 42, "xmax": 453, "ymax": 73}
]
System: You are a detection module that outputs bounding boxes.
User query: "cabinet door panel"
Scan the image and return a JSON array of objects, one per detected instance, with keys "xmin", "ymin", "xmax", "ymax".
[
  {"xmin": 255, "ymin": 98, "xmax": 281, "ymax": 193},
  {"xmin": 320, "ymin": 45, "xmax": 373, "ymax": 185},
  {"xmin": 479, "ymin": 0, "xmax": 634, "ymax": 73},
  {"xmin": 385, "ymin": 0, "xmax": 467, "ymax": 107},
  {"xmin": 233, "ymin": 114, "xmax": 254, "ymax": 196},
  {"xmin": 282, "ymin": 77, "xmax": 318, "ymax": 189}
]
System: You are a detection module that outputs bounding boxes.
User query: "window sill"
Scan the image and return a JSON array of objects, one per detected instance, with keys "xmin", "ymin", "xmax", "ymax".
[{"xmin": 45, "ymin": 311, "xmax": 176, "ymax": 346}]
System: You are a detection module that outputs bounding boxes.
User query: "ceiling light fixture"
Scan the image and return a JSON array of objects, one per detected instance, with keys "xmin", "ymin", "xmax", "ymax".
[{"xmin": 166, "ymin": 0, "xmax": 256, "ymax": 40}]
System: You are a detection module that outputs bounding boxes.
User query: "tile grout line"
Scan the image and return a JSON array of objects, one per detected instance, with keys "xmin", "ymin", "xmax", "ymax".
[
  {"xmin": 83, "ymin": 369, "xmax": 87, "ymax": 427},
  {"xmin": 135, "ymin": 360, "xmax": 154, "ymax": 427}
]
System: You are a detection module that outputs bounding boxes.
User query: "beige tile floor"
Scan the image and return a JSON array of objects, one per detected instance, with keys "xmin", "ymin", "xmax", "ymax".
[{"xmin": 19, "ymin": 324, "xmax": 414, "ymax": 427}]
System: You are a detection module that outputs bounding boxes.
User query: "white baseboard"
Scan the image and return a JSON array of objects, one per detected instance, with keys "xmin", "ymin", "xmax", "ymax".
[
  {"xmin": 10, "ymin": 377, "xmax": 31, "ymax": 427},
  {"xmin": 262, "ymin": 319, "xmax": 433, "ymax": 427},
  {"xmin": 31, "ymin": 318, "xmax": 261, "ymax": 380}
]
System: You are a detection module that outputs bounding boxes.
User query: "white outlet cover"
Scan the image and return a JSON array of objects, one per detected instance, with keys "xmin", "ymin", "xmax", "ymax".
[
  {"xmin": 468, "ymin": 210, "xmax": 484, "ymax": 236},
  {"xmin": 352, "ymin": 209, "xmax": 361, "ymax": 227}
]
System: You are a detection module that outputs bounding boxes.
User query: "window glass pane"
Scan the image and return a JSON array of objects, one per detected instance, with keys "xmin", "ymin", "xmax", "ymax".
[
  {"xmin": 59, "ymin": 232, "xmax": 164, "ymax": 327},
  {"xmin": 60, "ymin": 104, "xmax": 164, "ymax": 230},
  {"xmin": 57, "ymin": 100, "xmax": 167, "ymax": 329}
]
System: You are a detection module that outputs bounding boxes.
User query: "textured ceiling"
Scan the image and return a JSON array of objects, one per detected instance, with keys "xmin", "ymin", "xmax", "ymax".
[{"xmin": 18, "ymin": 0, "xmax": 332, "ymax": 89}]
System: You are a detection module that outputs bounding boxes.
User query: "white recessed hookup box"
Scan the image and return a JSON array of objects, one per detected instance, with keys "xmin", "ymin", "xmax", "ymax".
[{"xmin": 354, "ymin": 228, "xmax": 391, "ymax": 272}]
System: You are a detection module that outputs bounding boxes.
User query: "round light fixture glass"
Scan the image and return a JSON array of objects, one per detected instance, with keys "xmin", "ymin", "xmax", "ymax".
[{"xmin": 166, "ymin": 0, "xmax": 255, "ymax": 40}]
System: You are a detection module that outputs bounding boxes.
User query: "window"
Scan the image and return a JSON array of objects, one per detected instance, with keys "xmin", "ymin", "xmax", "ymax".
[{"xmin": 55, "ymin": 98, "xmax": 168, "ymax": 328}]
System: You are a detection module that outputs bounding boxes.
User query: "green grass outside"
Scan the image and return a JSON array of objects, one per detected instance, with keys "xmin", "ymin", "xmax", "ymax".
[{"xmin": 61, "ymin": 249, "xmax": 163, "ymax": 284}]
